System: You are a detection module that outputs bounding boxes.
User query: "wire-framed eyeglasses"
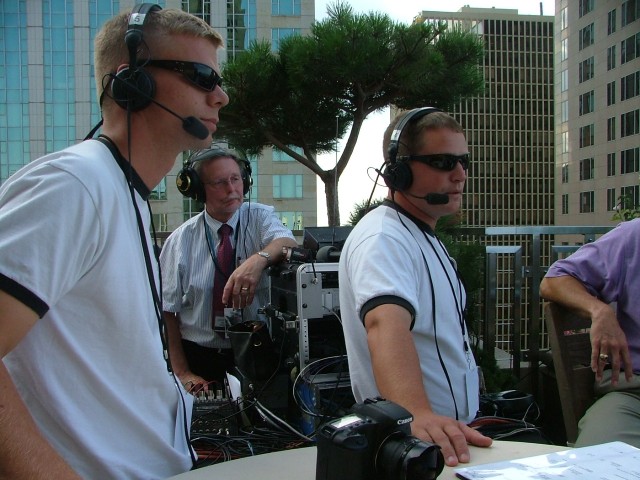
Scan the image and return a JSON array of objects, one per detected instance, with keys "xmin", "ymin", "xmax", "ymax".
[{"xmin": 204, "ymin": 175, "xmax": 243, "ymax": 191}]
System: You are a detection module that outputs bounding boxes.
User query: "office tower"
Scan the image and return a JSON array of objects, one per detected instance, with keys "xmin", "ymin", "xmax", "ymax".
[
  {"xmin": 555, "ymin": 0, "xmax": 640, "ymax": 225},
  {"xmin": 0, "ymin": 0, "xmax": 318, "ymax": 233}
]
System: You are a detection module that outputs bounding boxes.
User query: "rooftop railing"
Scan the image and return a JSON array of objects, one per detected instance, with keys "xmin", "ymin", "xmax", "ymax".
[{"xmin": 458, "ymin": 225, "xmax": 614, "ymax": 390}]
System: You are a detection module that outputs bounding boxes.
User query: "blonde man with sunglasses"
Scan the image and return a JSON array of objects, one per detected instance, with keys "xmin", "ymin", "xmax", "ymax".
[{"xmin": 0, "ymin": 5, "xmax": 227, "ymax": 479}]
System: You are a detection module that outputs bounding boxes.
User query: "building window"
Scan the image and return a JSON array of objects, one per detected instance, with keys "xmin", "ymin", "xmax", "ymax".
[
  {"xmin": 622, "ymin": 0, "xmax": 640, "ymax": 27},
  {"xmin": 608, "ymin": 9, "xmax": 617, "ymax": 35},
  {"xmin": 561, "ymin": 131, "xmax": 569, "ymax": 153},
  {"xmin": 621, "ymin": 147, "xmax": 640, "ymax": 173},
  {"xmin": 608, "ymin": 45, "xmax": 617, "ymax": 70},
  {"xmin": 273, "ymin": 174, "xmax": 303, "ymax": 198},
  {"xmin": 621, "ymin": 184, "xmax": 640, "ymax": 209},
  {"xmin": 561, "ymin": 69, "xmax": 569, "ymax": 91},
  {"xmin": 621, "ymin": 32, "xmax": 640, "ymax": 64},
  {"xmin": 578, "ymin": 57, "xmax": 594, "ymax": 82},
  {"xmin": 579, "ymin": 0, "xmax": 594, "ymax": 17},
  {"xmin": 272, "ymin": 0, "xmax": 301, "ymax": 16},
  {"xmin": 561, "ymin": 163, "xmax": 569, "ymax": 183},
  {"xmin": 152, "ymin": 213, "xmax": 169, "ymax": 231},
  {"xmin": 579, "ymin": 191, "xmax": 595, "ymax": 213},
  {"xmin": 579, "ymin": 90, "xmax": 595, "ymax": 115},
  {"xmin": 579, "ymin": 124, "xmax": 594, "ymax": 147},
  {"xmin": 276, "ymin": 211, "xmax": 304, "ymax": 230},
  {"xmin": 561, "ymin": 100, "xmax": 569, "ymax": 122},
  {"xmin": 560, "ymin": 7, "xmax": 568, "ymax": 30},
  {"xmin": 579, "ymin": 23, "xmax": 594, "ymax": 50},
  {"xmin": 607, "ymin": 81, "xmax": 617, "ymax": 106},
  {"xmin": 271, "ymin": 28, "xmax": 300, "ymax": 51},
  {"xmin": 561, "ymin": 38, "xmax": 568, "ymax": 61},
  {"xmin": 621, "ymin": 71, "xmax": 640, "ymax": 100},
  {"xmin": 621, "ymin": 109, "xmax": 640, "ymax": 137},
  {"xmin": 607, "ymin": 188, "xmax": 617, "ymax": 211},
  {"xmin": 561, "ymin": 194, "xmax": 569, "ymax": 215},
  {"xmin": 273, "ymin": 146, "xmax": 302, "ymax": 162},
  {"xmin": 579, "ymin": 157, "xmax": 594, "ymax": 180},
  {"xmin": 150, "ymin": 178, "xmax": 167, "ymax": 200},
  {"xmin": 607, "ymin": 117, "xmax": 616, "ymax": 141},
  {"xmin": 607, "ymin": 153, "xmax": 617, "ymax": 176},
  {"xmin": 182, "ymin": 0, "xmax": 212, "ymax": 23}
]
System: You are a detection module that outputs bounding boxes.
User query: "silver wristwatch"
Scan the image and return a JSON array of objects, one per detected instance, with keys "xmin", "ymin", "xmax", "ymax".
[{"xmin": 257, "ymin": 251, "xmax": 272, "ymax": 266}]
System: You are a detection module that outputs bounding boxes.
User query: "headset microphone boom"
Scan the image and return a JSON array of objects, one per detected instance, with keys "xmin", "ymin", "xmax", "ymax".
[{"xmin": 110, "ymin": 72, "xmax": 210, "ymax": 140}]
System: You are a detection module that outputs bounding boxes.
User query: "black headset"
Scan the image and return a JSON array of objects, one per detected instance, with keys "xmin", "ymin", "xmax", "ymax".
[
  {"xmin": 176, "ymin": 147, "xmax": 253, "ymax": 202},
  {"xmin": 111, "ymin": 3, "xmax": 162, "ymax": 112},
  {"xmin": 382, "ymin": 107, "xmax": 442, "ymax": 191}
]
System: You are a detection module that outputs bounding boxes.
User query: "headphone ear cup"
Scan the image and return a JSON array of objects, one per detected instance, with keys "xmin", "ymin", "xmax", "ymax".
[
  {"xmin": 387, "ymin": 142, "xmax": 398, "ymax": 166},
  {"xmin": 111, "ymin": 67, "xmax": 156, "ymax": 112},
  {"xmin": 382, "ymin": 161, "xmax": 413, "ymax": 191},
  {"xmin": 176, "ymin": 164, "xmax": 205, "ymax": 202},
  {"xmin": 240, "ymin": 159, "xmax": 253, "ymax": 196}
]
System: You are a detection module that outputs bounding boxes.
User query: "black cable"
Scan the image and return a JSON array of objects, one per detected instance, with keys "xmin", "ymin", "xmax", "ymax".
[{"xmin": 364, "ymin": 160, "xmax": 387, "ymax": 212}]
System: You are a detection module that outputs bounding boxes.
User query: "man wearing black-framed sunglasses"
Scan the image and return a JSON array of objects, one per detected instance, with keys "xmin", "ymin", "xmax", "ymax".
[
  {"xmin": 340, "ymin": 108, "xmax": 492, "ymax": 470},
  {"xmin": 0, "ymin": 5, "xmax": 229, "ymax": 480}
]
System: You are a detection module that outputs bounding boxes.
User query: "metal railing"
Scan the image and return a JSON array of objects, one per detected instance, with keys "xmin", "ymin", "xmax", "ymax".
[{"xmin": 462, "ymin": 225, "xmax": 614, "ymax": 386}]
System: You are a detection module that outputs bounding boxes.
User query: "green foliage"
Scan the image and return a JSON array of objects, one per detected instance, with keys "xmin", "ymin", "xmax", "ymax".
[
  {"xmin": 612, "ymin": 193, "xmax": 640, "ymax": 221},
  {"xmin": 475, "ymin": 347, "xmax": 518, "ymax": 393},
  {"xmin": 216, "ymin": 2, "xmax": 485, "ymax": 225},
  {"xmin": 347, "ymin": 197, "xmax": 384, "ymax": 226},
  {"xmin": 435, "ymin": 215, "xmax": 484, "ymax": 333}
]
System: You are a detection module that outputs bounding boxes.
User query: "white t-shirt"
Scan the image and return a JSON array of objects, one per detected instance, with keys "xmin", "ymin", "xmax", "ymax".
[
  {"xmin": 338, "ymin": 202, "xmax": 479, "ymax": 423},
  {"xmin": 0, "ymin": 140, "xmax": 193, "ymax": 479}
]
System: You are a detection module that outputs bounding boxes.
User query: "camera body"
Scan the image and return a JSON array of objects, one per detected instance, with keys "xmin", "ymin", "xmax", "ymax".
[{"xmin": 315, "ymin": 398, "xmax": 444, "ymax": 480}]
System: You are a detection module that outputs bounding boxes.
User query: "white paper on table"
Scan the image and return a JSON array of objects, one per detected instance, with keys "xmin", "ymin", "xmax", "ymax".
[{"xmin": 455, "ymin": 441, "xmax": 640, "ymax": 479}]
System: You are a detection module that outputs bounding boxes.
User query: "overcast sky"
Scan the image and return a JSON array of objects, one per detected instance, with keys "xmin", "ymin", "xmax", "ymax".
[{"xmin": 313, "ymin": 0, "xmax": 556, "ymax": 225}]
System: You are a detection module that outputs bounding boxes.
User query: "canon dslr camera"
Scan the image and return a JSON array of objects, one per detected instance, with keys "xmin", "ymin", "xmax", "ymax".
[{"xmin": 315, "ymin": 398, "xmax": 444, "ymax": 480}]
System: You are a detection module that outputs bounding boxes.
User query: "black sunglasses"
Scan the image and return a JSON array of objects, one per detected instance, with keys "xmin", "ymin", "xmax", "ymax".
[
  {"xmin": 145, "ymin": 60, "xmax": 223, "ymax": 92},
  {"xmin": 398, "ymin": 153, "xmax": 470, "ymax": 171}
]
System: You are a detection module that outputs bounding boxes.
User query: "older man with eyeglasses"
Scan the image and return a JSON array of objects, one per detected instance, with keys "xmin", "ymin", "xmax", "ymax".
[{"xmin": 160, "ymin": 147, "xmax": 297, "ymax": 392}]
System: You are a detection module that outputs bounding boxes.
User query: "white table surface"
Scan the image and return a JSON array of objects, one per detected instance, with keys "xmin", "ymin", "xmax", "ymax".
[{"xmin": 168, "ymin": 440, "xmax": 568, "ymax": 479}]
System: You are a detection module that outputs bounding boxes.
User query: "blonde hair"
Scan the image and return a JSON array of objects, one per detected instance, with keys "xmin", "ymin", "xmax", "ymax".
[
  {"xmin": 94, "ymin": 8, "xmax": 224, "ymax": 108},
  {"xmin": 382, "ymin": 109, "xmax": 464, "ymax": 161}
]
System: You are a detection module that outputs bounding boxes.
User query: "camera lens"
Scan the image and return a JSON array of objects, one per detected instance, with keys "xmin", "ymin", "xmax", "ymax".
[{"xmin": 376, "ymin": 432, "xmax": 444, "ymax": 480}]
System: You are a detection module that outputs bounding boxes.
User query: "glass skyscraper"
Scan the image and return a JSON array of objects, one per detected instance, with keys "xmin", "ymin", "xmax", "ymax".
[
  {"xmin": 1, "ymin": 0, "xmax": 318, "ymax": 233},
  {"xmin": 1, "ymin": 1, "xmax": 118, "ymax": 182}
]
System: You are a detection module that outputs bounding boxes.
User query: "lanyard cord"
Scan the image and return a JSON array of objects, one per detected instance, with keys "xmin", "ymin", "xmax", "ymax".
[{"xmin": 422, "ymin": 231, "xmax": 469, "ymax": 353}]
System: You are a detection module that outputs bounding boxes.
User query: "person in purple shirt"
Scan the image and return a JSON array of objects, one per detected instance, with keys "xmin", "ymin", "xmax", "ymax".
[{"xmin": 540, "ymin": 218, "xmax": 640, "ymax": 448}]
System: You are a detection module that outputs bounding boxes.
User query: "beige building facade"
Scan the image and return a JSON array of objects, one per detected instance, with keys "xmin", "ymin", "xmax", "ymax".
[{"xmin": 554, "ymin": 0, "xmax": 640, "ymax": 225}]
